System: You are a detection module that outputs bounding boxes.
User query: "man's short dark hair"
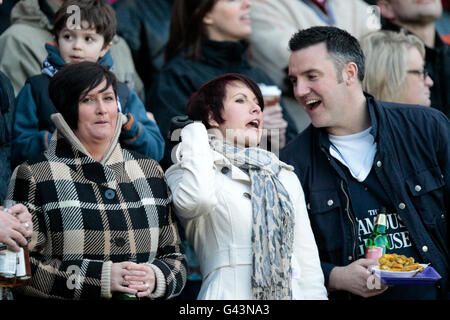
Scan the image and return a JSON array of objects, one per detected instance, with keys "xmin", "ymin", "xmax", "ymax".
[
  {"xmin": 53, "ymin": 0, "xmax": 117, "ymax": 47},
  {"xmin": 49, "ymin": 61, "xmax": 117, "ymax": 129},
  {"xmin": 289, "ymin": 26, "xmax": 365, "ymax": 82}
]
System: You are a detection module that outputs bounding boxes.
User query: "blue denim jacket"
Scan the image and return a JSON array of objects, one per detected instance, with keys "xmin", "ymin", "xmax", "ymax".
[{"xmin": 281, "ymin": 94, "xmax": 449, "ymax": 299}]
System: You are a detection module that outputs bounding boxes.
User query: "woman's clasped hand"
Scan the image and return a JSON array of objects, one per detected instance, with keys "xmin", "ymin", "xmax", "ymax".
[{"xmin": 111, "ymin": 262, "xmax": 156, "ymax": 298}]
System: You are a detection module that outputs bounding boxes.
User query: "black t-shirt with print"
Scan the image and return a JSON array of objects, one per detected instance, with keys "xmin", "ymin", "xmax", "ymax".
[{"xmin": 341, "ymin": 164, "xmax": 438, "ymax": 300}]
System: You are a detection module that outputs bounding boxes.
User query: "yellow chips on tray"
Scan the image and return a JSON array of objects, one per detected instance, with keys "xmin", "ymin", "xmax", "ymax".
[{"xmin": 377, "ymin": 253, "xmax": 421, "ymax": 272}]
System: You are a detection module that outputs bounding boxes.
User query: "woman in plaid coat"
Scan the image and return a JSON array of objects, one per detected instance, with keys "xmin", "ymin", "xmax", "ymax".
[{"xmin": 5, "ymin": 62, "xmax": 186, "ymax": 300}]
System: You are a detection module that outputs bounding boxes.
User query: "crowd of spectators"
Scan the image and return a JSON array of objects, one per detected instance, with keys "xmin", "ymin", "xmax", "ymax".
[{"xmin": 0, "ymin": 0, "xmax": 448, "ymax": 302}]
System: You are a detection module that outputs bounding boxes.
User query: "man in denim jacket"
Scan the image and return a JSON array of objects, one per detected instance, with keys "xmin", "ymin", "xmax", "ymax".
[{"xmin": 281, "ymin": 26, "xmax": 449, "ymax": 300}]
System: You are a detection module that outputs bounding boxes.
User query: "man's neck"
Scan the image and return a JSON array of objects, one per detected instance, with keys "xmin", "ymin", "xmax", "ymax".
[
  {"xmin": 395, "ymin": 21, "xmax": 436, "ymax": 48},
  {"xmin": 326, "ymin": 92, "xmax": 370, "ymax": 136}
]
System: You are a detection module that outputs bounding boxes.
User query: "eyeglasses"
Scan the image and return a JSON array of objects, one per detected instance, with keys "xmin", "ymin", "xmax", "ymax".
[{"xmin": 407, "ymin": 69, "xmax": 429, "ymax": 81}]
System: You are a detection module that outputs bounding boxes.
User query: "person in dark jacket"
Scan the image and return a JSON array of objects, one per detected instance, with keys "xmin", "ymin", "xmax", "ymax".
[
  {"xmin": 282, "ymin": 26, "xmax": 449, "ymax": 300},
  {"xmin": 0, "ymin": 71, "xmax": 33, "ymax": 301},
  {"xmin": 11, "ymin": 0, "xmax": 165, "ymax": 169},
  {"xmin": 377, "ymin": 0, "xmax": 450, "ymax": 118},
  {"xmin": 0, "ymin": 0, "xmax": 19, "ymax": 35},
  {"xmin": 0, "ymin": 71, "xmax": 13, "ymax": 203},
  {"xmin": 148, "ymin": 0, "xmax": 298, "ymax": 165},
  {"xmin": 113, "ymin": 0, "xmax": 173, "ymax": 95}
]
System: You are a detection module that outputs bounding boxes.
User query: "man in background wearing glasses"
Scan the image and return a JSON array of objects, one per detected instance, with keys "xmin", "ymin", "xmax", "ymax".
[{"xmin": 378, "ymin": 0, "xmax": 449, "ymax": 117}]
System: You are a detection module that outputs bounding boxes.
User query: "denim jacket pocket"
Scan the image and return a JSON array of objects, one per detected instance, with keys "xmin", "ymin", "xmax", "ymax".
[
  {"xmin": 308, "ymin": 190, "xmax": 343, "ymax": 253},
  {"xmin": 405, "ymin": 166, "xmax": 445, "ymax": 198},
  {"xmin": 405, "ymin": 167, "xmax": 446, "ymax": 223},
  {"xmin": 405, "ymin": 167, "xmax": 447, "ymax": 253}
]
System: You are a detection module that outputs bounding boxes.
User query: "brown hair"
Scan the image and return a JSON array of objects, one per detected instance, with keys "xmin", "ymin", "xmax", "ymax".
[
  {"xmin": 186, "ymin": 73, "xmax": 264, "ymax": 129},
  {"xmin": 165, "ymin": 0, "xmax": 218, "ymax": 62},
  {"xmin": 49, "ymin": 61, "xmax": 117, "ymax": 129},
  {"xmin": 53, "ymin": 0, "xmax": 117, "ymax": 47}
]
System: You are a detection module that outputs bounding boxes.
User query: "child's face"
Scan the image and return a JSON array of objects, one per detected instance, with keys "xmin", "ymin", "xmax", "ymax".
[{"xmin": 56, "ymin": 24, "xmax": 111, "ymax": 64}]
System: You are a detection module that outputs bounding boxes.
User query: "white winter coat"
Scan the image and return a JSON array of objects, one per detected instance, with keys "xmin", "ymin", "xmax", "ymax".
[{"xmin": 165, "ymin": 123, "xmax": 327, "ymax": 300}]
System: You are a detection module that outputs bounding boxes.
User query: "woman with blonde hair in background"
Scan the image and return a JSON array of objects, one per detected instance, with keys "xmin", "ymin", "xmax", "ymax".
[{"xmin": 361, "ymin": 30, "xmax": 434, "ymax": 107}]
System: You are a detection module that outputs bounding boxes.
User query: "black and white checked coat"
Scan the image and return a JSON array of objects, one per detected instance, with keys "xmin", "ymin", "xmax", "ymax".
[{"xmin": 6, "ymin": 131, "xmax": 186, "ymax": 299}]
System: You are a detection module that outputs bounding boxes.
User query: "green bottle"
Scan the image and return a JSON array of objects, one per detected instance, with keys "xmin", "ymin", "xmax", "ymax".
[{"xmin": 365, "ymin": 207, "xmax": 390, "ymax": 261}]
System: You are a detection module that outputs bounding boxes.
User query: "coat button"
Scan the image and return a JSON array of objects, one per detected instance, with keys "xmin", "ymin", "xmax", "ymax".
[
  {"xmin": 327, "ymin": 199, "xmax": 334, "ymax": 206},
  {"xmin": 348, "ymin": 256, "xmax": 353, "ymax": 261},
  {"xmin": 398, "ymin": 203, "xmax": 406, "ymax": 210},
  {"xmin": 113, "ymin": 237, "xmax": 126, "ymax": 247},
  {"xmin": 105, "ymin": 189, "xmax": 116, "ymax": 200},
  {"xmin": 243, "ymin": 192, "xmax": 251, "ymax": 199},
  {"xmin": 414, "ymin": 185, "xmax": 422, "ymax": 192},
  {"xmin": 307, "ymin": 203, "xmax": 310, "ymax": 210},
  {"xmin": 442, "ymin": 214, "xmax": 446, "ymax": 219},
  {"xmin": 422, "ymin": 246, "xmax": 428, "ymax": 253},
  {"xmin": 376, "ymin": 161, "xmax": 382, "ymax": 167},
  {"xmin": 221, "ymin": 167, "xmax": 230, "ymax": 174}
]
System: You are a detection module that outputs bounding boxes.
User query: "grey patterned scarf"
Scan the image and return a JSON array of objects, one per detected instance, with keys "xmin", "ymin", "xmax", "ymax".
[{"xmin": 209, "ymin": 136, "xmax": 295, "ymax": 300}]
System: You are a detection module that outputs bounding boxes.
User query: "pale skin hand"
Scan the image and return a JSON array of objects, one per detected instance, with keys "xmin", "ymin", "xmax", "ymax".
[
  {"xmin": 0, "ymin": 204, "xmax": 33, "ymax": 252},
  {"xmin": 328, "ymin": 258, "xmax": 389, "ymax": 298},
  {"xmin": 110, "ymin": 262, "xmax": 156, "ymax": 298},
  {"xmin": 124, "ymin": 263, "xmax": 156, "ymax": 298},
  {"xmin": 262, "ymin": 103, "xmax": 288, "ymax": 148}
]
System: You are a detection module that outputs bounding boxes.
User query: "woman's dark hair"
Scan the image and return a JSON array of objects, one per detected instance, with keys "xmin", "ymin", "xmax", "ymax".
[
  {"xmin": 165, "ymin": 0, "xmax": 217, "ymax": 62},
  {"xmin": 53, "ymin": 0, "xmax": 117, "ymax": 47},
  {"xmin": 49, "ymin": 61, "xmax": 117, "ymax": 129},
  {"xmin": 186, "ymin": 73, "xmax": 264, "ymax": 129},
  {"xmin": 289, "ymin": 26, "xmax": 365, "ymax": 82}
]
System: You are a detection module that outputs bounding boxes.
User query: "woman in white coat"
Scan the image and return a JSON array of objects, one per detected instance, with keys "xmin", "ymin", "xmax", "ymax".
[{"xmin": 165, "ymin": 73, "xmax": 327, "ymax": 300}]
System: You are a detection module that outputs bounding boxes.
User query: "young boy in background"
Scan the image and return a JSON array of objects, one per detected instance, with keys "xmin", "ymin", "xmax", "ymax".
[{"xmin": 11, "ymin": 0, "xmax": 164, "ymax": 169}]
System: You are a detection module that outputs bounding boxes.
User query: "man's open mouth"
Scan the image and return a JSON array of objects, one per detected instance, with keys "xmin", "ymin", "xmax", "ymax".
[{"xmin": 305, "ymin": 99, "xmax": 322, "ymax": 110}]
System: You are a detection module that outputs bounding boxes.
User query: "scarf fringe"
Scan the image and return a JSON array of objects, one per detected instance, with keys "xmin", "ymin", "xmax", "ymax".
[{"xmin": 252, "ymin": 286, "xmax": 292, "ymax": 300}]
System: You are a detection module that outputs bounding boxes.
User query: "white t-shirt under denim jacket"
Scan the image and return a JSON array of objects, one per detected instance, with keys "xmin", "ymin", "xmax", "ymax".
[{"xmin": 329, "ymin": 127, "xmax": 377, "ymax": 182}]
